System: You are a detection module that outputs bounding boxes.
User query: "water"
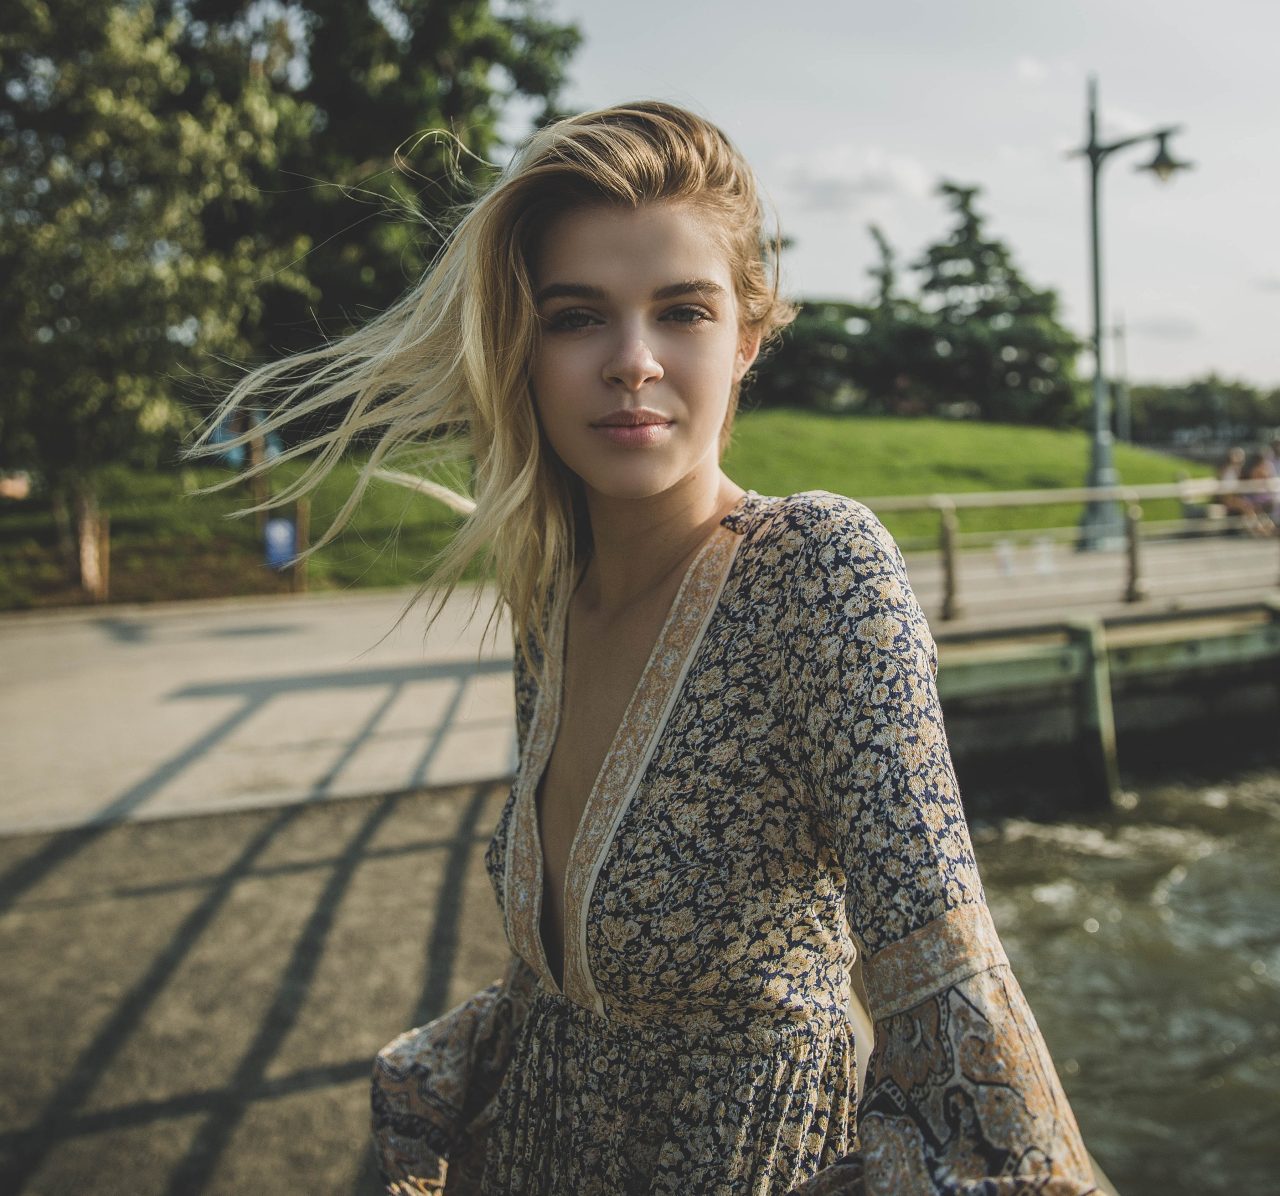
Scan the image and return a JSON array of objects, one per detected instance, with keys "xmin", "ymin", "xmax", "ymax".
[{"xmin": 971, "ymin": 767, "xmax": 1280, "ymax": 1195}]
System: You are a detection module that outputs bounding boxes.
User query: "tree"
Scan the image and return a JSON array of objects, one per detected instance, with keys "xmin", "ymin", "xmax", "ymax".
[
  {"xmin": 177, "ymin": 0, "xmax": 582, "ymax": 363},
  {"xmin": 750, "ymin": 189, "xmax": 1083, "ymax": 423},
  {"xmin": 0, "ymin": 0, "xmax": 315, "ymax": 595},
  {"xmin": 911, "ymin": 181, "xmax": 1082, "ymax": 425},
  {"xmin": 0, "ymin": 0, "xmax": 580, "ymax": 597},
  {"xmin": 1127, "ymin": 375, "xmax": 1280, "ymax": 445}
]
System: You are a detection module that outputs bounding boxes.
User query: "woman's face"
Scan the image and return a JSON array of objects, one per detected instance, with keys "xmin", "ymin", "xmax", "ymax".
[{"xmin": 529, "ymin": 201, "xmax": 759, "ymax": 504}]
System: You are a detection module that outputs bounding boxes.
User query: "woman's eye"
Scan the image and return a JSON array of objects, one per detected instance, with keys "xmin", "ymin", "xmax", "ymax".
[
  {"xmin": 664, "ymin": 305, "xmax": 714, "ymax": 325},
  {"xmin": 546, "ymin": 309, "xmax": 598, "ymax": 332}
]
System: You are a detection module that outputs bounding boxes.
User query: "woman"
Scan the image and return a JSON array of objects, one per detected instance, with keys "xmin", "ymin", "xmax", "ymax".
[{"xmin": 203, "ymin": 103, "xmax": 1096, "ymax": 1194}]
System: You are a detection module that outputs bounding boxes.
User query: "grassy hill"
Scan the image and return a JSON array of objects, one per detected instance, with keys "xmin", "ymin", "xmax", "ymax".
[
  {"xmin": 0, "ymin": 412, "xmax": 1209, "ymax": 610},
  {"xmin": 724, "ymin": 409, "xmax": 1205, "ymax": 544}
]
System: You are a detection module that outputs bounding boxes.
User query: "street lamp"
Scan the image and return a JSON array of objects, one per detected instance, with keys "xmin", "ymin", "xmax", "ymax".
[{"xmin": 1072, "ymin": 76, "xmax": 1191, "ymax": 549}]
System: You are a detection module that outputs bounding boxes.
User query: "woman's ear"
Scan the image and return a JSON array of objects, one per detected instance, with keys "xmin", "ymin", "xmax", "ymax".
[{"xmin": 734, "ymin": 329, "xmax": 763, "ymax": 382}]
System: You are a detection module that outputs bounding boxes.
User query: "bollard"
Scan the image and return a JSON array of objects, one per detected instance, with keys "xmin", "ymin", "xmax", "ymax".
[
  {"xmin": 1124, "ymin": 499, "xmax": 1145, "ymax": 603},
  {"xmin": 1065, "ymin": 619, "xmax": 1120, "ymax": 808},
  {"xmin": 940, "ymin": 503, "xmax": 960, "ymax": 622}
]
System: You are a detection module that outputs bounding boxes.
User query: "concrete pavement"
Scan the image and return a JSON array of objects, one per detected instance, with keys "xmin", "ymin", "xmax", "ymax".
[
  {"xmin": 0, "ymin": 586, "xmax": 517, "ymax": 835},
  {"xmin": 3, "ymin": 529, "xmax": 1276, "ymax": 835}
]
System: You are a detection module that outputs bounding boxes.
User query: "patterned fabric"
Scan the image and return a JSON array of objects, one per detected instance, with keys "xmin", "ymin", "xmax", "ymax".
[{"xmin": 372, "ymin": 490, "xmax": 1096, "ymax": 1195}]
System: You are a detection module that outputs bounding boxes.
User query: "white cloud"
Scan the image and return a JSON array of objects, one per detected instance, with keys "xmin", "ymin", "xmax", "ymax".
[
  {"xmin": 1015, "ymin": 56, "xmax": 1050, "ymax": 84},
  {"xmin": 1255, "ymin": 277, "xmax": 1280, "ymax": 294},
  {"xmin": 1129, "ymin": 315, "xmax": 1199, "ymax": 341},
  {"xmin": 777, "ymin": 147, "xmax": 933, "ymax": 214}
]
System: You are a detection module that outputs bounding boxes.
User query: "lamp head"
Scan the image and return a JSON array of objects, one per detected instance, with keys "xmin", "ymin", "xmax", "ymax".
[{"xmin": 1138, "ymin": 131, "xmax": 1192, "ymax": 182}]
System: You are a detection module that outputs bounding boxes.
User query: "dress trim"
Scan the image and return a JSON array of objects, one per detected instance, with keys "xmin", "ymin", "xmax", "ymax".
[
  {"xmin": 505, "ymin": 584, "xmax": 569, "ymax": 990},
  {"xmin": 569, "ymin": 528, "xmax": 744, "ymax": 1014},
  {"xmin": 861, "ymin": 900, "xmax": 1009, "ymax": 1019},
  {"xmin": 505, "ymin": 493, "xmax": 755, "ymax": 1007}
]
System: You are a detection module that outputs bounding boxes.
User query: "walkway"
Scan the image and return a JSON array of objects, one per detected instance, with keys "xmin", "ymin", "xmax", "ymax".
[{"xmin": 1, "ymin": 532, "xmax": 1275, "ymax": 835}]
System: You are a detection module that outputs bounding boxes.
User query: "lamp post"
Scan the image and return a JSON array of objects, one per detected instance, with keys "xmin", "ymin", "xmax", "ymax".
[{"xmin": 1073, "ymin": 76, "xmax": 1191, "ymax": 549}]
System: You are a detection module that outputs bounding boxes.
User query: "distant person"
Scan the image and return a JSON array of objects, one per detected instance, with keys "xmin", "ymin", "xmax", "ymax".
[
  {"xmin": 1244, "ymin": 446, "xmax": 1278, "ymax": 532},
  {"xmin": 195, "ymin": 102, "xmax": 1094, "ymax": 1194},
  {"xmin": 1217, "ymin": 446, "xmax": 1268, "ymax": 535}
]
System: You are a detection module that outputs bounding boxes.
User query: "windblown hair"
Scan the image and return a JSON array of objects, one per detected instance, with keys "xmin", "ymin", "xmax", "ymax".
[{"xmin": 191, "ymin": 101, "xmax": 796, "ymax": 669}]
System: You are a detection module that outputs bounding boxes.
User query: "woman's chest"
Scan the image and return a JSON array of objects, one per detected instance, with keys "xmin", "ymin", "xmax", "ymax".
[
  {"xmin": 489, "ymin": 615, "xmax": 849, "ymax": 1012},
  {"xmin": 536, "ymin": 598, "xmax": 674, "ymax": 914}
]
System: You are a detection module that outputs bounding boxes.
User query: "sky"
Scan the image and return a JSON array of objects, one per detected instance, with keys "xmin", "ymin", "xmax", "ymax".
[{"xmin": 527, "ymin": 0, "xmax": 1280, "ymax": 387}]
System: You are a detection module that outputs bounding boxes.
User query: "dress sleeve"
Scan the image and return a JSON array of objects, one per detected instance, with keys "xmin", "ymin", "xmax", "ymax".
[
  {"xmin": 370, "ymin": 620, "xmax": 545, "ymax": 1193},
  {"xmin": 371, "ymin": 955, "xmax": 538, "ymax": 1192},
  {"xmin": 779, "ymin": 497, "xmax": 1096, "ymax": 1195}
]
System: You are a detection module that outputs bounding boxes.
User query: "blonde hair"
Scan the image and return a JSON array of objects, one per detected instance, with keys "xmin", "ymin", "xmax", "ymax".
[{"xmin": 192, "ymin": 100, "xmax": 796, "ymax": 669}]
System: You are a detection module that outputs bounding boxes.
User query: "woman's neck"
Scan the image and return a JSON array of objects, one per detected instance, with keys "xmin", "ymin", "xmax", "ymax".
[{"xmin": 575, "ymin": 469, "xmax": 744, "ymax": 618}]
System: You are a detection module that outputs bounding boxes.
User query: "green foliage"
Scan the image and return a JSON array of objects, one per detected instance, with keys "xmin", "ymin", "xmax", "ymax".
[
  {"xmin": 0, "ymin": 0, "xmax": 580, "ymax": 591},
  {"xmin": 1126, "ymin": 375, "xmax": 1280, "ymax": 445},
  {"xmin": 724, "ymin": 410, "xmax": 1207, "ymax": 545},
  {"xmin": 751, "ymin": 183, "xmax": 1084, "ymax": 426},
  {"xmin": 0, "ymin": 0, "xmax": 314, "ymax": 491},
  {"xmin": 176, "ymin": 0, "xmax": 581, "ymax": 365},
  {"xmin": 1, "ymin": 414, "xmax": 1209, "ymax": 609},
  {"xmin": 912, "ymin": 182, "xmax": 1082, "ymax": 425}
]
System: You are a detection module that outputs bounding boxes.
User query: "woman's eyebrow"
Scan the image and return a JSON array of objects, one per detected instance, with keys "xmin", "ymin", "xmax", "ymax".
[
  {"xmin": 534, "ymin": 282, "xmax": 606, "ymax": 304},
  {"xmin": 534, "ymin": 280, "xmax": 726, "ymax": 305},
  {"xmin": 652, "ymin": 279, "xmax": 725, "ymax": 301}
]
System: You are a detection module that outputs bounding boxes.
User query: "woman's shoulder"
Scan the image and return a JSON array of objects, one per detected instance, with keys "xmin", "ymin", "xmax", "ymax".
[{"xmin": 748, "ymin": 489, "xmax": 902, "ymax": 572}]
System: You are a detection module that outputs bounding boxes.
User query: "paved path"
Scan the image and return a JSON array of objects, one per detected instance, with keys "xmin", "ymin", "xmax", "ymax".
[
  {"xmin": 0, "ymin": 587, "xmax": 517, "ymax": 834},
  {"xmin": 2, "ymin": 532, "xmax": 1276, "ymax": 835}
]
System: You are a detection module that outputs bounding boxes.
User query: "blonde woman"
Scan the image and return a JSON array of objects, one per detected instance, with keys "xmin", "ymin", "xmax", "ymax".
[{"xmin": 203, "ymin": 103, "xmax": 1096, "ymax": 1194}]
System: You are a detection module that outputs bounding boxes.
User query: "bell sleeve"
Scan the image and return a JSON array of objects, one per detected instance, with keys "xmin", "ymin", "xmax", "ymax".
[
  {"xmin": 369, "ymin": 619, "xmax": 545, "ymax": 1193},
  {"xmin": 779, "ymin": 496, "xmax": 1097, "ymax": 1195},
  {"xmin": 371, "ymin": 953, "xmax": 538, "ymax": 1192}
]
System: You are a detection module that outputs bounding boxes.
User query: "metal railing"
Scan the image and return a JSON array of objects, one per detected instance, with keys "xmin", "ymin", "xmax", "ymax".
[
  {"xmin": 861, "ymin": 477, "xmax": 1280, "ymax": 621},
  {"xmin": 375, "ymin": 468, "xmax": 1280, "ymax": 622}
]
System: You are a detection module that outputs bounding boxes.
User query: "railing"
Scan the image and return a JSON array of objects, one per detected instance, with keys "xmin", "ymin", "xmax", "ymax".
[
  {"xmin": 374, "ymin": 468, "xmax": 1280, "ymax": 621},
  {"xmin": 862, "ymin": 477, "xmax": 1280, "ymax": 621}
]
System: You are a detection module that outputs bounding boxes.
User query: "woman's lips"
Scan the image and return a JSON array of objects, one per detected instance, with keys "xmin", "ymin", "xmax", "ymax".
[{"xmin": 592, "ymin": 421, "xmax": 674, "ymax": 446}]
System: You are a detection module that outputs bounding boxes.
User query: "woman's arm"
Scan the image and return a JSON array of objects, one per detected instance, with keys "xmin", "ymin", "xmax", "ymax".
[{"xmin": 779, "ymin": 495, "xmax": 1096, "ymax": 1195}]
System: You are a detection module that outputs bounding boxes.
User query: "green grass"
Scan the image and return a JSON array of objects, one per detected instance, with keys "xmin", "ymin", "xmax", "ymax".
[
  {"xmin": 725, "ymin": 410, "xmax": 1209, "ymax": 545},
  {"xmin": 0, "ymin": 413, "xmax": 1209, "ymax": 610}
]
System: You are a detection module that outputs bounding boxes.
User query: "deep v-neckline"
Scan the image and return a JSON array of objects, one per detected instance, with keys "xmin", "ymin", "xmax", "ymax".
[{"xmin": 505, "ymin": 493, "xmax": 755, "ymax": 1012}]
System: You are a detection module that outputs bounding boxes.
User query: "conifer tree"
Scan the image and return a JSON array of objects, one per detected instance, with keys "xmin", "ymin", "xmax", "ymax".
[{"xmin": 912, "ymin": 181, "xmax": 1082, "ymax": 424}]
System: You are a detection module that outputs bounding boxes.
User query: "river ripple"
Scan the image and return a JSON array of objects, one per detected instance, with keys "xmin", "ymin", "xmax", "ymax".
[{"xmin": 971, "ymin": 768, "xmax": 1280, "ymax": 1196}]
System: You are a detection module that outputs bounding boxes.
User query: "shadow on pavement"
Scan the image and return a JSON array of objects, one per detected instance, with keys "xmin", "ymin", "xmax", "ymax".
[
  {"xmin": 0, "ymin": 656, "xmax": 512, "ymax": 910},
  {"xmin": 0, "ymin": 781, "xmax": 511, "ymax": 1194}
]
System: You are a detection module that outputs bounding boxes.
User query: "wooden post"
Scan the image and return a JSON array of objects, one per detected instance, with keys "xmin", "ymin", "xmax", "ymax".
[
  {"xmin": 940, "ymin": 503, "xmax": 960, "ymax": 622},
  {"xmin": 291, "ymin": 497, "xmax": 310, "ymax": 594},
  {"xmin": 99, "ymin": 512, "xmax": 110, "ymax": 602},
  {"xmin": 1066, "ymin": 619, "xmax": 1120, "ymax": 808},
  {"xmin": 1124, "ymin": 499, "xmax": 1144, "ymax": 603},
  {"xmin": 75, "ymin": 488, "xmax": 106, "ymax": 602}
]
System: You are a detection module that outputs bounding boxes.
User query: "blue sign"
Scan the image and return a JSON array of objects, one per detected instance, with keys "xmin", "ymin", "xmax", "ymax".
[{"xmin": 264, "ymin": 517, "xmax": 296, "ymax": 569}]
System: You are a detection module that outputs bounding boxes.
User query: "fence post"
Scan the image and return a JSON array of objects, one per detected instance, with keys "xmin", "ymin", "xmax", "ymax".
[
  {"xmin": 1124, "ymin": 498, "xmax": 1144, "ymax": 603},
  {"xmin": 940, "ymin": 502, "xmax": 960, "ymax": 622},
  {"xmin": 1065, "ymin": 619, "xmax": 1120, "ymax": 808},
  {"xmin": 291, "ymin": 498, "xmax": 310, "ymax": 594}
]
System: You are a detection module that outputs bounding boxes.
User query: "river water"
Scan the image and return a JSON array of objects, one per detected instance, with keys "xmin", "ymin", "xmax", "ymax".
[{"xmin": 971, "ymin": 764, "xmax": 1280, "ymax": 1195}]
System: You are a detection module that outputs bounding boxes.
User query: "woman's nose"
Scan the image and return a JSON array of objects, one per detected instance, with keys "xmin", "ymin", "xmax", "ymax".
[{"xmin": 603, "ymin": 331, "xmax": 664, "ymax": 391}]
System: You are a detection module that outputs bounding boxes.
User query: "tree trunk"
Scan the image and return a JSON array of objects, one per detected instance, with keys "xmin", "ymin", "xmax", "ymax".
[
  {"xmin": 74, "ymin": 486, "xmax": 108, "ymax": 602},
  {"xmin": 51, "ymin": 489, "xmax": 78, "ymax": 577}
]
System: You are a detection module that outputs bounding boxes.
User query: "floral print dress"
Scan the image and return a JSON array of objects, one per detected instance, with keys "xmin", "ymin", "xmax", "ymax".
[{"xmin": 372, "ymin": 490, "xmax": 1097, "ymax": 1195}]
